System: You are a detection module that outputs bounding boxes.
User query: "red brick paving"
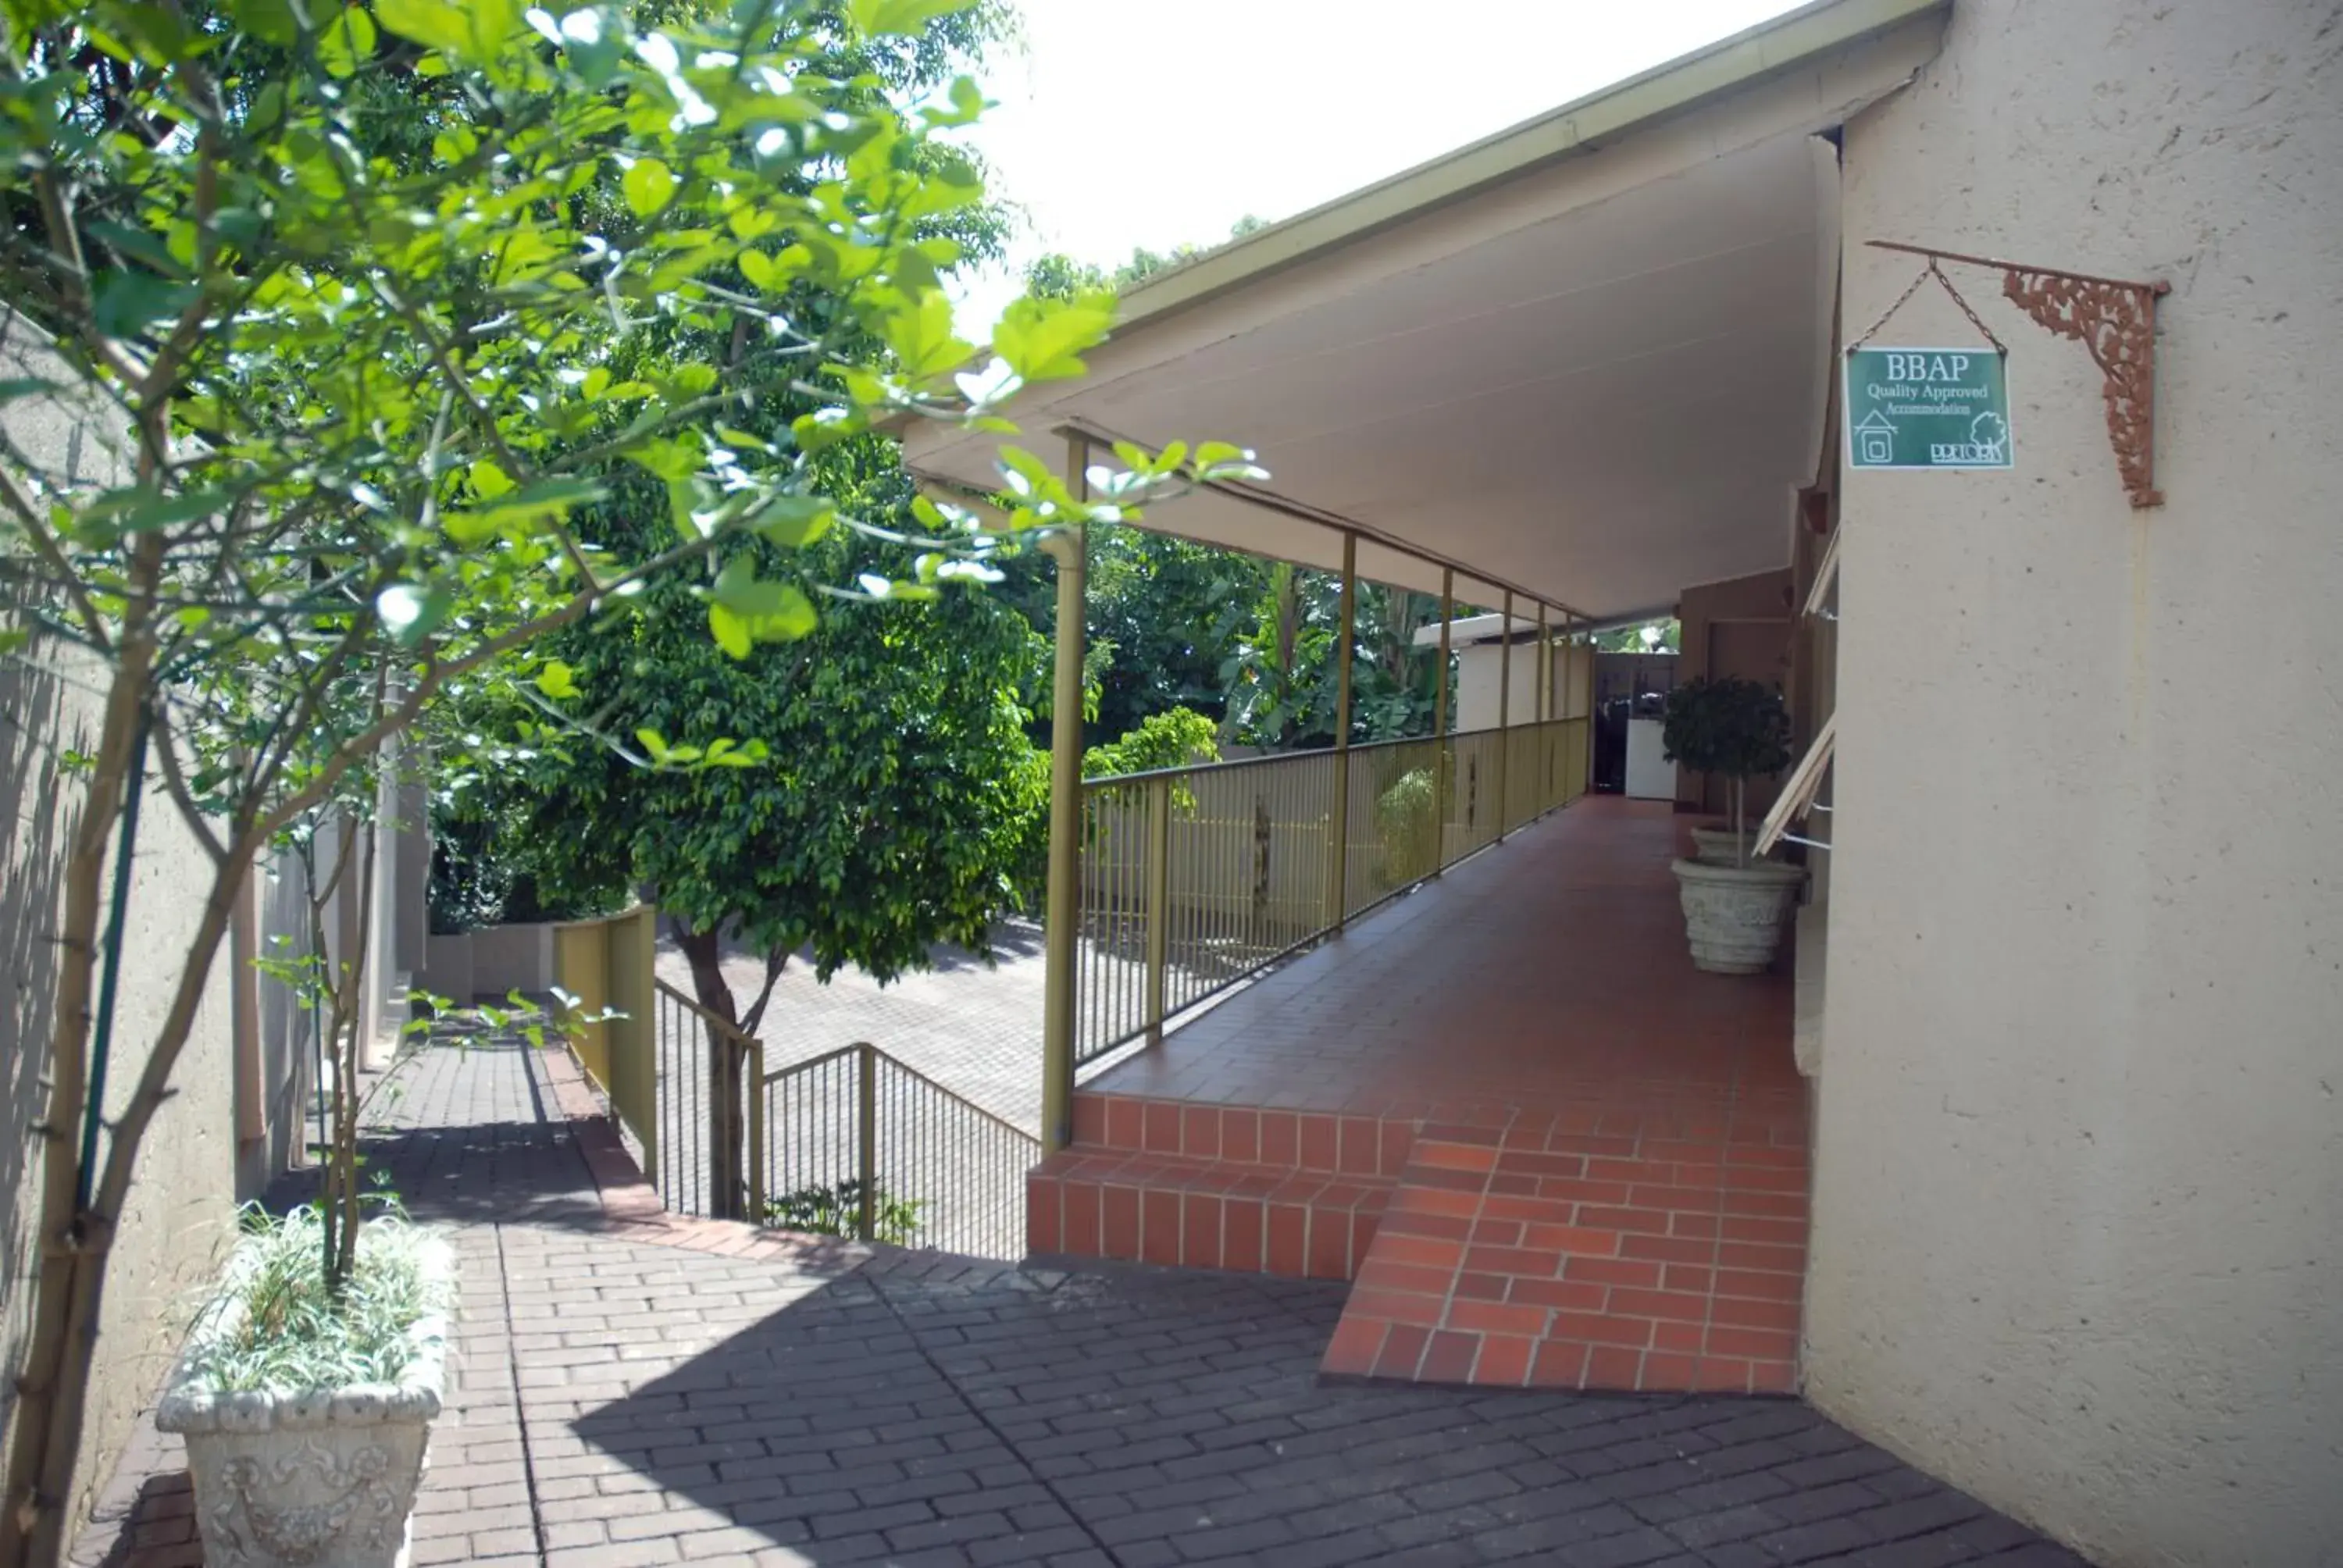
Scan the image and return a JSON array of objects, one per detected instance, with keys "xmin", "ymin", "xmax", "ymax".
[{"xmin": 1029, "ymin": 795, "xmax": 1808, "ymax": 1394}]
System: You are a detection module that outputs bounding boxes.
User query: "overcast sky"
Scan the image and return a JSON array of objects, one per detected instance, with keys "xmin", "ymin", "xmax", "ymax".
[{"xmin": 950, "ymin": 0, "xmax": 1811, "ymax": 329}]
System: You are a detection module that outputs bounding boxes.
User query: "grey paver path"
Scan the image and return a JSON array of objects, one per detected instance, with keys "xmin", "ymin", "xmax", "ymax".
[{"xmin": 74, "ymin": 1040, "xmax": 2089, "ymax": 1568}]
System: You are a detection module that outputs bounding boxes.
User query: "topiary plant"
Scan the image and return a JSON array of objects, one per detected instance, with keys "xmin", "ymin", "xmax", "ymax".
[{"xmin": 1660, "ymin": 677, "xmax": 1794, "ymax": 867}]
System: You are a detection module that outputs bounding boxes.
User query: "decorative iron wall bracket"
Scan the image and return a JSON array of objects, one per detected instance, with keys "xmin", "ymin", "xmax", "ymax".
[{"xmin": 1867, "ymin": 240, "xmax": 2170, "ymax": 508}]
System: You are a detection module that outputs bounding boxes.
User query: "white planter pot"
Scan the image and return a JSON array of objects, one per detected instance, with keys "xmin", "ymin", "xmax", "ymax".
[
  {"xmin": 1671, "ymin": 857, "xmax": 1806, "ymax": 975},
  {"xmin": 155, "ymin": 1238, "xmax": 454, "ymax": 1568},
  {"xmin": 1689, "ymin": 825, "xmax": 1774, "ymax": 865}
]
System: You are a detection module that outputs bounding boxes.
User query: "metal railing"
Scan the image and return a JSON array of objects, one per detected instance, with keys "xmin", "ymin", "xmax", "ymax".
[
  {"xmin": 651, "ymin": 978, "xmax": 763, "ymax": 1219},
  {"xmin": 1075, "ymin": 716, "xmax": 1587, "ymax": 1067},
  {"xmin": 759, "ymin": 1042, "xmax": 1038, "ymax": 1260},
  {"xmin": 651, "ymin": 978, "xmax": 1040, "ymax": 1259}
]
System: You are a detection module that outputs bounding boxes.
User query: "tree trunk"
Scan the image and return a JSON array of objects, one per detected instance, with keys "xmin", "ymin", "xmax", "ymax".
[
  {"xmin": 0, "ymin": 635, "xmax": 152, "ymax": 1568},
  {"xmin": 673, "ymin": 924, "xmax": 747, "ymax": 1221},
  {"xmin": 2, "ymin": 851, "xmax": 248, "ymax": 1568}
]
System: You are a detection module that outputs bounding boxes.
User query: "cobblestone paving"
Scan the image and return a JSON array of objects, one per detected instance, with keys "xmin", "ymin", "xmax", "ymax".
[{"xmin": 73, "ymin": 1042, "xmax": 2090, "ymax": 1568}]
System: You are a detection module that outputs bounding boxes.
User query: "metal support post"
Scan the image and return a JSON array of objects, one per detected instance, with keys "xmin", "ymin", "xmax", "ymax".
[
  {"xmin": 1496, "ymin": 587, "xmax": 1513, "ymax": 840},
  {"xmin": 1038, "ymin": 436, "xmax": 1088, "ymax": 1153},
  {"xmin": 1326, "ymin": 531, "xmax": 1357, "ymax": 931},
  {"xmin": 747, "ymin": 1036, "xmax": 766, "ymax": 1222},
  {"xmin": 856, "ymin": 1042, "xmax": 877, "ymax": 1241},
  {"xmin": 1144, "ymin": 773, "xmax": 1170, "ymax": 1043},
  {"xmin": 1433, "ymin": 566, "xmax": 1453, "ymax": 875},
  {"xmin": 1536, "ymin": 601, "xmax": 1550, "ymax": 811}
]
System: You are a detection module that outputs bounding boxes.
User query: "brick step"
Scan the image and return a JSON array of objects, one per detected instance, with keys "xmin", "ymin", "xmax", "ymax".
[
  {"xmin": 1070, "ymin": 1090, "xmax": 1418, "ymax": 1177},
  {"xmin": 1320, "ymin": 1124, "xmax": 1807, "ymax": 1395},
  {"xmin": 1028, "ymin": 1146, "xmax": 1396, "ymax": 1278}
]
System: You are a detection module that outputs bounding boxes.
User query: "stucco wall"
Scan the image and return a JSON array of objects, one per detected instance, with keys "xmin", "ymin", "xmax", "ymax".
[
  {"xmin": 0, "ymin": 667, "xmax": 242, "ymax": 1534},
  {"xmin": 0, "ymin": 320, "xmax": 250, "ymax": 1533},
  {"xmin": 1810, "ymin": 5, "xmax": 2343, "ymax": 1564},
  {"xmin": 1675, "ymin": 568, "xmax": 1794, "ymax": 813}
]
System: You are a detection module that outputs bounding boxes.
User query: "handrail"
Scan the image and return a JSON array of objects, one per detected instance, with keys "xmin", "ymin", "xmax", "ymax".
[
  {"xmin": 653, "ymin": 976, "xmax": 757, "ymax": 1044},
  {"xmin": 870, "ymin": 1047, "xmax": 1044, "ymax": 1146},
  {"xmin": 758, "ymin": 1039, "xmax": 863, "ymax": 1083},
  {"xmin": 1078, "ymin": 717, "xmax": 1571, "ymax": 790},
  {"xmin": 1069, "ymin": 715, "xmax": 1589, "ymax": 1067}
]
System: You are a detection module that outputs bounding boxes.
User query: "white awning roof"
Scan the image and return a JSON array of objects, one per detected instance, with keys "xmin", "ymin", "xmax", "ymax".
[{"xmin": 904, "ymin": 0, "xmax": 1949, "ymax": 621}]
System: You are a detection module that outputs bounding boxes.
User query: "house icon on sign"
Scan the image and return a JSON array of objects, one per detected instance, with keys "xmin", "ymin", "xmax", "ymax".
[{"xmin": 1853, "ymin": 409, "xmax": 1897, "ymax": 465}]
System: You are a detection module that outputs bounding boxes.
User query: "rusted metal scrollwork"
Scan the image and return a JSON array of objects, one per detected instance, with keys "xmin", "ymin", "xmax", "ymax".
[
  {"xmin": 2001, "ymin": 267, "xmax": 2170, "ymax": 508},
  {"xmin": 1866, "ymin": 240, "xmax": 2170, "ymax": 511}
]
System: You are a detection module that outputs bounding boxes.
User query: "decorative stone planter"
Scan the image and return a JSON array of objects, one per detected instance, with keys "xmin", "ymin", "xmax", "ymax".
[
  {"xmin": 155, "ymin": 1237, "xmax": 455, "ymax": 1568},
  {"xmin": 1670, "ymin": 857, "xmax": 1806, "ymax": 975},
  {"xmin": 1689, "ymin": 824, "xmax": 1775, "ymax": 865}
]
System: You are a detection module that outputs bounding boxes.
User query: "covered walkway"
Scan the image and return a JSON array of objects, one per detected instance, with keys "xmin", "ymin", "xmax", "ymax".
[{"xmin": 1028, "ymin": 799, "xmax": 1807, "ymax": 1394}]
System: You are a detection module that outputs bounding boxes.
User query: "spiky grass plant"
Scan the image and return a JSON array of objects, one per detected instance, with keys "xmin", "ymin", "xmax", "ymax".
[{"xmin": 180, "ymin": 1203, "xmax": 450, "ymax": 1395}]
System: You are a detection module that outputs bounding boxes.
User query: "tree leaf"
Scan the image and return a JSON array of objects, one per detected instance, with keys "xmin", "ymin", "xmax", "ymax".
[
  {"xmin": 752, "ymin": 494, "xmax": 834, "ymax": 548},
  {"xmin": 316, "ymin": 5, "xmax": 377, "ymax": 77},
  {"xmin": 708, "ymin": 601, "xmax": 752, "ymax": 660},
  {"xmin": 376, "ymin": 583, "xmax": 452, "ymax": 647},
  {"xmin": 849, "ymin": 0, "xmax": 976, "ymax": 38},
  {"xmin": 622, "ymin": 158, "xmax": 678, "ymax": 217},
  {"xmin": 990, "ymin": 290, "xmax": 1114, "ymax": 383},
  {"xmin": 469, "ymin": 458, "xmax": 515, "ymax": 499},
  {"xmin": 535, "ymin": 661, "xmax": 580, "ymax": 699},
  {"xmin": 80, "ymin": 486, "xmax": 229, "ymax": 534},
  {"xmin": 373, "ymin": 0, "xmax": 471, "ymax": 53},
  {"xmin": 91, "ymin": 270, "xmax": 198, "ymax": 339},
  {"xmin": 225, "ymin": 0, "xmax": 301, "ymax": 45}
]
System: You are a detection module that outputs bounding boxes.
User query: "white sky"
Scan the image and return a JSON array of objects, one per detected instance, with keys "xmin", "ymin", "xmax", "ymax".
[{"xmin": 951, "ymin": 0, "xmax": 1812, "ymax": 330}]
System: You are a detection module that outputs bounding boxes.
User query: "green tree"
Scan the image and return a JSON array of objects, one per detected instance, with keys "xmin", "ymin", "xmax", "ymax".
[
  {"xmin": 0, "ymin": 2, "xmax": 1257, "ymax": 1558},
  {"xmin": 494, "ymin": 447, "xmax": 1044, "ymax": 1216}
]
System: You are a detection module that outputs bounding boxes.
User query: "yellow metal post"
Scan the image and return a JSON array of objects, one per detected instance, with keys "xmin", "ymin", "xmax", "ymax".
[
  {"xmin": 1433, "ymin": 567, "xmax": 1453, "ymax": 874},
  {"xmin": 1496, "ymin": 587, "xmax": 1513, "ymax": 840},
  {"xmin": 856, "ymin": 1041, "xmax": 877, "ymax": 1241},
  {"xmin": 747, "ymin": 1035, "xmax": 765, "ymax": 1222},
  {"xmin": 1327, "ymin": 532, "xmax": 1357, "ymax": 931},
  {"xmin": 1537, "ymin": 602, "xmax": 1550, "ymax": 726},
  {"xmin": 1536, "ymin": 602, "xmax": 1551, "ymax": 811},
  {"xmin": 1144, "ymin": 773, "xmax": 1171, "ymax": 1042},
  {"xmin": 1038, "ymin": 437, "xmax": 1088, "ymax": 1153}
]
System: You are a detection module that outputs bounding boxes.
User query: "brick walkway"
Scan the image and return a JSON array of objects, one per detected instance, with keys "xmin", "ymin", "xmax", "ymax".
[{"xmin": 73, "ymin": 1039, "xmax": 2089, "ymax": 1568}]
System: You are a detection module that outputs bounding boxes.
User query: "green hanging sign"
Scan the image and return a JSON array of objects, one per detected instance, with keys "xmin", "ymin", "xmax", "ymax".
[{"xmin": 1844, "ymin": 347, "xmax": 2013, "ymax": 471}]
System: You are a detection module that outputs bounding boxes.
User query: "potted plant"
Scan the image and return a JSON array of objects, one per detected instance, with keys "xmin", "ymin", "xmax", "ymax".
[
  {"xmin": 155, "ymin": 1203, "xmax": 453, "ymax": 1568},
  {"xmin": 156, "ymin": 786, "xmax": 455, "ymax": 1567},
  {"xmin": 1662, "ymin": 677, "xmax": 1806, "ymax": 974}
]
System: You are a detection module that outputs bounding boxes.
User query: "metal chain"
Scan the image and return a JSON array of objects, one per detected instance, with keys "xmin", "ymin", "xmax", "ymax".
[{"xmin": 1848, "ymin": 258, "xmax": 2008, "ymax": 355}]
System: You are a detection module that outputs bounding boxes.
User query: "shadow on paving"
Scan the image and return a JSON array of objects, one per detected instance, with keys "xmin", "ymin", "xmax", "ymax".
[
  {"xmin": 568, "ymin": 1257, "xmax": 2087, "ymax": 1568},
  {"xmin": 262, "ymin": 1040, "xmax": 615, "ymax": 1238}
]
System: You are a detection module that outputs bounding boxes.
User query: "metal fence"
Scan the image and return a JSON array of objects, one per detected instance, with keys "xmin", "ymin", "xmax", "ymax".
[
  {"xmin": 1075, "ymin": 716, "xmax": 1588, "ymax": 1067},
  {"xmin": 650, "ymin": 978, "xmax": 1038, "ymax": 1259}
]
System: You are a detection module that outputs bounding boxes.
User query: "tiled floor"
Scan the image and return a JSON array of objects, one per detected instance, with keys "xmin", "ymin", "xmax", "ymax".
[
  {"xmin": 73, "ymin": 1038, "xmax": 2088, "ymax": 1568},
  {"xmin": 1031, "ymin": 798, "xmax": 1808, "ymax": 1393}
]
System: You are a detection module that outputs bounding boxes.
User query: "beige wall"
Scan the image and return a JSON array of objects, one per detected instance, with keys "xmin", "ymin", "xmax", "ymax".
[
  {"xmin": 1674, "ymin": 568, "xmax": 1794, "ymax": 812},
  {"xmin": 0, "ymin": 322, "xmax": 245, "ymax": 1532},
  {"xmin": 1810, "ymin": 5, "xmax": 2343, "ymax": 1564},
  {"xmin": 0, "ymin": 663, "xmax": 243, "ymax": 1534},
  {"xmin": 0, "ymin": 319, "xmax": 420, "ymax": 1537}
]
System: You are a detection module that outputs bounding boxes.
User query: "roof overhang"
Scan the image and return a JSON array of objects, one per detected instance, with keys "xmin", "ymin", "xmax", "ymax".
[{"xmin": 904, "ymin": 0, "xmax": 1950, "ymax": 619}]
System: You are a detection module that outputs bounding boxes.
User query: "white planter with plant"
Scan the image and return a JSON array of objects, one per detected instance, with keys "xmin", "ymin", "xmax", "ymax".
[
  {"xmin": 156, "ymin": 1206, "xmax": 453, "ymax": 1568},
  {"xmin": 1664, "ymin": 677, "xmax": 1805, "ymax": 974}
]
